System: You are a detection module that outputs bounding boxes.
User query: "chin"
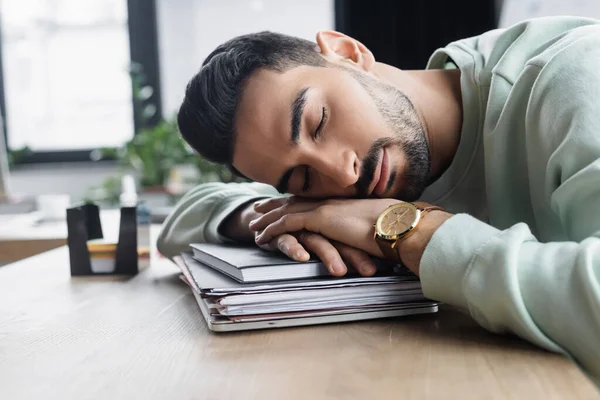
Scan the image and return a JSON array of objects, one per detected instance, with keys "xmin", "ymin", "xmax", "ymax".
[
  {"xmin": 388, "ymin": 177, "xmax": 427, "ymax": 201},
  {"xmin": 393, "ymin": 185, "xmax": 426, "ymax": 202},
  {"xmin": 390, "ymin": 166, "xmax": 430, "ymax": 201}
]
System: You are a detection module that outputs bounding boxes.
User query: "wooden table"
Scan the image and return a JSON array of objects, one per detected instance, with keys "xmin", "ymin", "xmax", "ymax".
[
  {"xmin": 0, "ymin": 213, "xmax": 66, "ymax": 263},
  {"xmin": 0, "ymin": 247, "xmax": 597, "ymax": 400}
]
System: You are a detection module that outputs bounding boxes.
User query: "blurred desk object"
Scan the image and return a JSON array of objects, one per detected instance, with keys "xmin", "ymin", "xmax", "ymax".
[
  {"xmin": 0, "ymin": 209, "xmax": 122, "ymax": 264},
  {"xmin": 0, "ymin": 247, "xmax": 597, "ymax": 399},
  {"xmin": 0, "ymin": 206, "xmax": 172, "ymax": 264},
  {"xmin": 0, "ymin": 212, "xmax": 67, "ymax": 263}
]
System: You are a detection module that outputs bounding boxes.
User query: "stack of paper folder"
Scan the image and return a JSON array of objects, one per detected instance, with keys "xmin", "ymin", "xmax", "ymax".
[{"xmin": 174, "ymin": 243, "xmax": 438, "ymax": 332}]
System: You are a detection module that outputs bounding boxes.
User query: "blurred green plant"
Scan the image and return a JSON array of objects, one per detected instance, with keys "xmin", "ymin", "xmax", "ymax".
[
  {"xmin": 118, "ymin": 118, "xmax": 189, "ymax": 188},
  {"xmin": 83, "ymin": 175, "xmax": 122, "ymax": 206},
  {"xmin": 103, "ymin": 116, "xmax": 243, "ymax": 188}
]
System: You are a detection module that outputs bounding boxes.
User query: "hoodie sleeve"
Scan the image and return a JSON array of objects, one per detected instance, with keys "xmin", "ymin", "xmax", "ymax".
[
  {"xmin": 419, "ymin": 30, "xmax": 600, "ymax": 383},
  {"xmin": 157, "ymin": 181, "xmax": 279, "ymax": 259}
]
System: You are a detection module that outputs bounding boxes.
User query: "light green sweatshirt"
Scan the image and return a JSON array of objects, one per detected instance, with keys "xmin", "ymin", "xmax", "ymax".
[{"xmin": 158, "ymin": 16, "xmax": 600, "ymax": 384}]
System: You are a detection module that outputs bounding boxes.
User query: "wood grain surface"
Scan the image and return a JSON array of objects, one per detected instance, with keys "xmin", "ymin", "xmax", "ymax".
[{"xmin": 0, "ymin": 247, "xmax": 597, "ymax": 400}]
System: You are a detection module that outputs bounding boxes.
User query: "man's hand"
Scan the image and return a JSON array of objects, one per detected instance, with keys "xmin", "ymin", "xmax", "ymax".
[
  {"xmin": 220, "ymin": 199, "xmax": 378, "ymax": 276},
  {"xmin": 251, "ymin": 197, "xmax": 453, "ymax": 275}
]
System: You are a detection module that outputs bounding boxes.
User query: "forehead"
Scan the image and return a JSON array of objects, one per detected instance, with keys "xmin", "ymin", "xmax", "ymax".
[{"xmin": 232, "ymin": 66, "xmax": 312, "ymax": 183}]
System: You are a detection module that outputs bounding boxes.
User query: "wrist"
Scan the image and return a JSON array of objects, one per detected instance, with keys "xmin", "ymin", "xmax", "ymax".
[
  {"xmin": 219, "ymin": 201, "xmax": 258, "ymax": 243},
  {"xmin": 396, "ymin": 210, "xmax": 452, "ymax": 274}
]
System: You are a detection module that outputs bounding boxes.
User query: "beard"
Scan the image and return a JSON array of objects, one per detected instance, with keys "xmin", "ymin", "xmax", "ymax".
[{"xmin": 345, "ymin": 68, "xmax": 431, "ymax": 201}]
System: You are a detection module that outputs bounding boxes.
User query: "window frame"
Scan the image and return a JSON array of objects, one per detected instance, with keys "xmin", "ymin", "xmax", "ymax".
[{"xmin": 0, "ymin": 0, "xmax": 163, "ymax": 165}]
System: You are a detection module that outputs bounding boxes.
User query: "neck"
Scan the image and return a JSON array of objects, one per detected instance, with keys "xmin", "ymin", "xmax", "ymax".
[{"xmin": 373, "ymin": 63, "xmax": 463, "ymax": 180}]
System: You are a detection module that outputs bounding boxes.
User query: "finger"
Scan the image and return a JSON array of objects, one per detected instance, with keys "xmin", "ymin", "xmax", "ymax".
[
  {"xmin": 269, "ymin": 234, "xmax": 310, "ymax": 261},
  {"xmin": 255, "ymin": 212, "xmax": 315, "ymax": 244},
  {"xmin": 332, "ymin": 242, "xmax": 377, "ymax": 277},
  {"xmin": 249, "ymin": 201, "xmax": 321, "ymax": 232},
  {"xmin": 255, "ymin": 229, "xmax": 278, "ymax": 251},
  {"xmin": 256, "ymin": 231, "xmax": 310, "ymax": 261},
  {"xmin": 297, "ymin": 232, "xmax": 347, "ymax": 276},
  {"xmin": 248, "ymin": 205, "xmax": 287, "ymax": 232},
  {"xmin": 253, "ymin": 197, "xmax": 290, "ymax": 213}
]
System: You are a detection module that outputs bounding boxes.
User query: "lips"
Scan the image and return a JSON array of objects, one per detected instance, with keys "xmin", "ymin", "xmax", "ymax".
[
  {"xmin": 365, "ymin": 147, "xmax": 390, "ymax": 197},
  {"xmin": 374, "ymin": 147, "xmax": 390, "ymax": 196}
]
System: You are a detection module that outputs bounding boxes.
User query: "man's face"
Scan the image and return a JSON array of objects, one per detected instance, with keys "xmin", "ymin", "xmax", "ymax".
[{"xmin": 232, "ymin": 63, "xmax": 431, "ymax": 201}]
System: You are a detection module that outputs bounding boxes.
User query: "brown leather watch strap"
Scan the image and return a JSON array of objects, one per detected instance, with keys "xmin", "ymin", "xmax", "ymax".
[
  {"xmin": 419, "ymin": 206, "xmax": 445, "ymax": 216},
  {"xmin": 375, "ymin": 235, "xmax": 402, "ymax": 262}
]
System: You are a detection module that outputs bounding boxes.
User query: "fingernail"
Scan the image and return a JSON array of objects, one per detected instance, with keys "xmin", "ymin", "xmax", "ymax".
[
  {"xmin": 365, "ymin": 264, "xmax": 377, "ymax": 275},
  {"xmin": 296, "ymin": 250, "xmax": 308, "ymax": 259},
  {"xmin": 332, "ymin": 261, "xmax": 346, "ymax": 274},
  {"xmin": 249, "ymin": 219, "xmax": 257, "ymax": 226},
  {"xmin": 257, "ymin": 235, "xmax": 269, "ymax": 244}
]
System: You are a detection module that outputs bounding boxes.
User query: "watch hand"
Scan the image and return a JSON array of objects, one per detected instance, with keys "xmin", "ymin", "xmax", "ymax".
[
  {"xmin": 388, "ymin": 220, "xmax": 402, "ymax": 234},
  {"xmin": 396, "ymin": 209, "xmax": 408, "ymax": 222},
  {"xmin": 386, "ymin": 221, "xmax": 398, "ymax": 235}
]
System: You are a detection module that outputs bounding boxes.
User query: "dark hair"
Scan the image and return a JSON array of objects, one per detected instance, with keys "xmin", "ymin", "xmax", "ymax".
[{"xmin": 177, "ymin": 31, "xmax": 326, "ymax": 170}]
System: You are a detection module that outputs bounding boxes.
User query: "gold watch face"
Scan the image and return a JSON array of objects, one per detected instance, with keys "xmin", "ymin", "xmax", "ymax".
[{"xmin": 375, "ymin": 202, "xmax": 420, "ymax": 240}]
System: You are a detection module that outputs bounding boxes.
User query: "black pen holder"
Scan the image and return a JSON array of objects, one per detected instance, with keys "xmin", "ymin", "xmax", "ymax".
[{"xmin": 67, "ymin": 202, "xmax": 139, "ymax": 276}]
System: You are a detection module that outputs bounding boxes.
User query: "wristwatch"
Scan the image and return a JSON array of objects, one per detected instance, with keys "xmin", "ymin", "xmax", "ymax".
[{"xmin": 374, "ymin": 202, "xmax": 444, "ymax": 262}]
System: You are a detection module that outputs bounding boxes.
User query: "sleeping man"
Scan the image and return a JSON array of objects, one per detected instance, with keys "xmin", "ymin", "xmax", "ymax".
[{"xmin": 158, "ymin": 16, "xmax": 600, "ymax": 383}]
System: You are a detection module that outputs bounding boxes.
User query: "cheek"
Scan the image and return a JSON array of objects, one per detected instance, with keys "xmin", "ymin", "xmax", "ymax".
[
  {"xmin": 331, "ymin": 94, "xmax": 390, "ymax": 149},
  {"xmin": 310, "ymin": 174, "xmax": 356, "ymax": 198}
]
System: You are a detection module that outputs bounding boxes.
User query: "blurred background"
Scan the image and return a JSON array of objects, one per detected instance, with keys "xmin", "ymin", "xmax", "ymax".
[{"xmin": 0, "ymin": 0, "xmax": 599, "ymax": 224}]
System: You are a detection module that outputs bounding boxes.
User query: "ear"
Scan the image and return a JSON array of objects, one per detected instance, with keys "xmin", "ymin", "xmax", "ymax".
[{"xmin": 316, "ymin": 30, "xmax": 375, "ymax": 73}]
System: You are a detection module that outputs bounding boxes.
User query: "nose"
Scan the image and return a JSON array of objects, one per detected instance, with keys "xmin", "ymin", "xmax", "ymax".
[{"xmin": 311, "ymin": 149, "xmax": 359, "ymax": 188}]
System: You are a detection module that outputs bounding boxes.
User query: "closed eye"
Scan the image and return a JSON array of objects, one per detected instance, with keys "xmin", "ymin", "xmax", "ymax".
[{"xmin": 314, "ymin": 106, "xmax": 328, "ymax": 139}]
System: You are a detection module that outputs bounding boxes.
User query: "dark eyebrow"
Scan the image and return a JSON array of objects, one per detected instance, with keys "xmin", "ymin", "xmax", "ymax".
[
  {"xmin": 276, "ymin": 167, "xmax": 294, "ymax": 194},
  {"xmin": 275, "ymin": 87, "xmax": 310, "ymax": 194},
  {"xmin": 291, "ymin": 87, "xmax": 310, "ymax": 145}
]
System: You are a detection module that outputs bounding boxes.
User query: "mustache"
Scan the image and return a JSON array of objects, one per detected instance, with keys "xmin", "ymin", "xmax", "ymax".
[{"xmin": 355, "ymin": 137, "xmax": 394, "ymax": 198}]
